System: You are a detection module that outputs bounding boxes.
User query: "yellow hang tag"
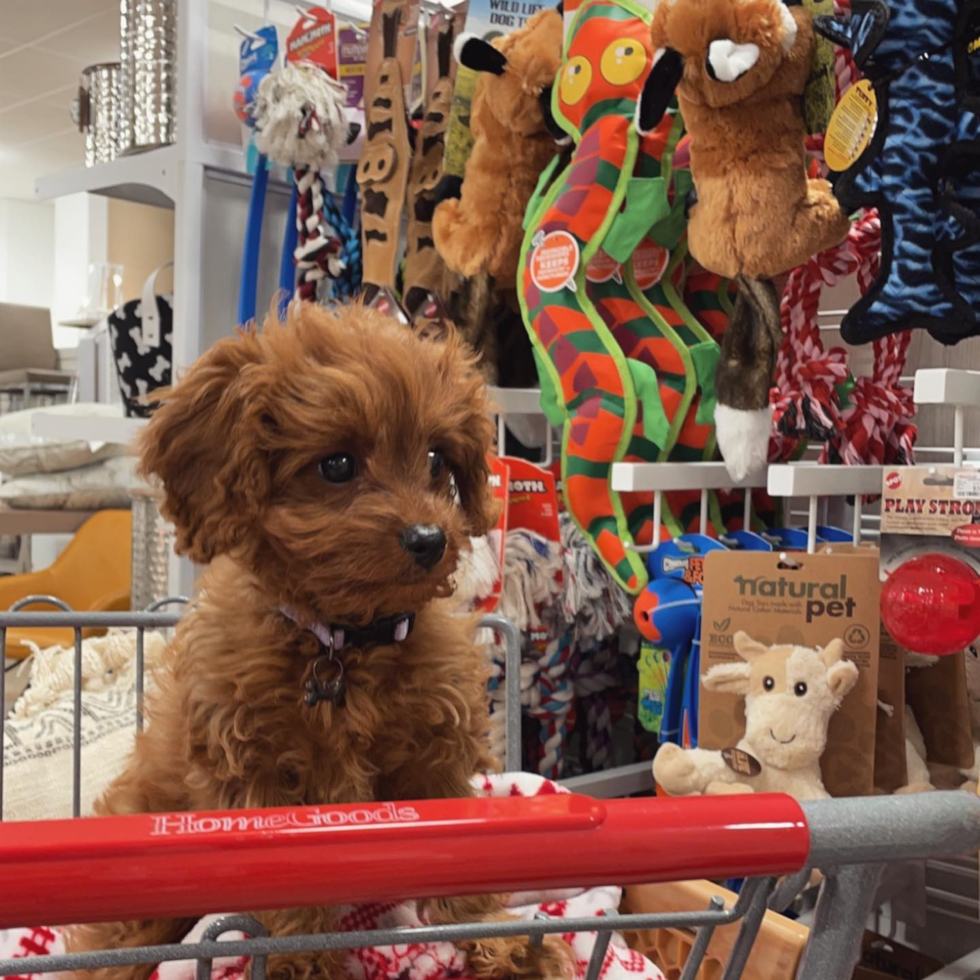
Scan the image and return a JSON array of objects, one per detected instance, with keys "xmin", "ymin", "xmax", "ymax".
[{"xmin": 825, "ymin": 79, "xmax": 878, "ymax": 172}]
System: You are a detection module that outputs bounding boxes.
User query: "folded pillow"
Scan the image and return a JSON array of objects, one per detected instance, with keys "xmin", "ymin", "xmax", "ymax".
[
  {"xmin": 0, "ymin": 456, "xmax": 139, "ymax": 509},
  {"xmin": 0, "ymin": 404, "xmax": 129, "ymax": 477}
]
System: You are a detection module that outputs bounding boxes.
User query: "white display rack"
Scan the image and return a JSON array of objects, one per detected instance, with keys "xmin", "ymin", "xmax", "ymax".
[
  {"xmin": 611, "ymin": 460, "xmax": 765, "ymax": 492},
  {"xmin": 30, "ymin": 411, "xmax": 145, "ymax": 448},
  {"xmin": 914, "ymin": 368, "xmax": 980, "ymax": 466},
  {"xmin": 36, "ymin": 141, "xmax": 363, "ymax": 211},
  {"xmin": 488, "ymin": 387, "xmax": 545, "ymax": 416}
]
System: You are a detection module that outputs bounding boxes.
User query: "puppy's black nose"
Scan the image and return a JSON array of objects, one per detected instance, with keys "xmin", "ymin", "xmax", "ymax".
[{"xmin": 400, "ymin": 524, "xmax": 447, "ymax": 569}]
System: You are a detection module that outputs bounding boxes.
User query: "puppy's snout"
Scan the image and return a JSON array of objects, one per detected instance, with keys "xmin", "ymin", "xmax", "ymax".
[{"xmin": 400, "ymin": 524, "xmax": 447, "ymax": 569}]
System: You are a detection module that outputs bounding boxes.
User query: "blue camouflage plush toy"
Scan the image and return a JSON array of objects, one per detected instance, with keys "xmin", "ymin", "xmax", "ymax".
[{"xmin": 817, "ymin": 0, "xmax": 980, "ymax": 346}]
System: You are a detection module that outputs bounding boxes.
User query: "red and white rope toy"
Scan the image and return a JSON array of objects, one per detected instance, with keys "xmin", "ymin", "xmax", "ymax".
[
  {"xmin": 254, "ymin": 62, "xmax": 350, "ymax": 302},
  {"xmin": 770, "ymin": 1, "xmax": 916, "ymax": 468}
]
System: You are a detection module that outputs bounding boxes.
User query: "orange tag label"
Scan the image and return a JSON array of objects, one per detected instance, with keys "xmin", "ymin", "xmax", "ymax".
[
  {"xmin": 633, "ymin": 239, "xmax": 670, "ymax": 290},
  {"xmin": 585, "ymin": 248, "xmax": 622, "ymax": 284},
  {"xmin": 530, "ymin": 230, "xmax": 579, "ymax": 293},
  {"xmin": 287, "ymin": 6, "xmax": 338, "ymax": 75},
  {"xmin": 825, "ymin": 79, "xmax": 877, "ymax": 172}
]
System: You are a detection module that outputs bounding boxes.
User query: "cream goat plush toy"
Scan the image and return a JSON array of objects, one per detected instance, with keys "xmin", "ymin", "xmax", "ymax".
[{"xmin": 654, "ymin": 631, "xmax": 858, "ymax": 801}]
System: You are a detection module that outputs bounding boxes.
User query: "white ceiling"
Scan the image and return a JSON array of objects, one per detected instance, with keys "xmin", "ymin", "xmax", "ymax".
[{"xmin": 0, "ymin": 0, "xmax": 120, "ymax": 200}]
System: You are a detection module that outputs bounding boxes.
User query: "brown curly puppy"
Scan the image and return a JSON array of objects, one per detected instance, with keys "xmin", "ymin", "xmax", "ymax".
[{"xmin": 65, "ymin": 303, "xmax": 570, "ymax": 980}]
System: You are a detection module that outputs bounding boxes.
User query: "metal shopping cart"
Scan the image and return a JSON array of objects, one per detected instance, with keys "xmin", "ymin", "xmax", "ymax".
[{"xmin": 0, "ymin": 602, "xmax": 978, "ymax": 980}]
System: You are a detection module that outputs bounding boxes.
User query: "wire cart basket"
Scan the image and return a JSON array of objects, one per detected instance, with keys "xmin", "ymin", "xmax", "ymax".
[{"xmin": 0, "ymin": 601, "xmax": 977, "ymax": 980}]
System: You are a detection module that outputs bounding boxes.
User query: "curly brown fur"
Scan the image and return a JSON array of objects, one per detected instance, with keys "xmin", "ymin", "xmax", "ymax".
[
  {"xmin": 432, "ymin": 8, "xmax": 563, "ymax": 284},
  {"xmin": 63, "ymin": 303, "xmax": 570, "ymax": 980},
  {"xmin": 649, "ymin": 0, "xmax": 851, "ymax": 279}
]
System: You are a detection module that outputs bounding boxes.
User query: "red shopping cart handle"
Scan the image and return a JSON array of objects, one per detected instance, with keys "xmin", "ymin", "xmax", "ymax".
[{"xmin": 0, "ymin": 792, "xmax": 808, "ymax": 928}]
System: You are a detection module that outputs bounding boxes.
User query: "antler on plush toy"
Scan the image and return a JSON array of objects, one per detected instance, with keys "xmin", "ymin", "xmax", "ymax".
[
  {"xmin": 636, "ymin": 0, "xmax": 851, "ymax": 480},
  {"xmin": 653, "ymin": 630, "xmax": 858, "ymax": 800},
  {"xmin": 431, "ymin": 6, "xmax": 565, "ymax": 285}
]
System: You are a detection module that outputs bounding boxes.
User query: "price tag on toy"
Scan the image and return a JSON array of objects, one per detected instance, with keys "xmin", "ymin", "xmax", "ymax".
[
  {"xmin": 825, "ymin": 79, "xmax": 877, "ymax": 173},
  {"xmin": 954, "ymin": 469, "xmax": 980, "ymax": 500}
]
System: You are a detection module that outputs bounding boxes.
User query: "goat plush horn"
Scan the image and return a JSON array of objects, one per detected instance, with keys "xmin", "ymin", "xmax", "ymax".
[
  {"xmin": 705, "ymin": 39, "xmax": 760, "ymax": 82},
  {"xmin": 454, "ymin": 33, "xmax": 507, "ymax": 75}
]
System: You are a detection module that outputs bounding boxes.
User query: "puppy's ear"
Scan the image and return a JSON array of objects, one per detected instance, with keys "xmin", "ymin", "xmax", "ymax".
[
  {"xmin": 138, "ymin": 331, "xmax": 269, "ymax": 564},
  {"xmin": 434, "ymin": 334, "xmax": 498, "ymax": 536}
]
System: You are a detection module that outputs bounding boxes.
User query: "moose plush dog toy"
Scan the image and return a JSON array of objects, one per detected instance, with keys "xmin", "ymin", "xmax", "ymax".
[
  {"xmin": 636, "ymin": 0, "xmax": 851, "ymax": 482},
  {"xmin": 653, "ymin": 631, "xmax": 858, "ymax": 800}
]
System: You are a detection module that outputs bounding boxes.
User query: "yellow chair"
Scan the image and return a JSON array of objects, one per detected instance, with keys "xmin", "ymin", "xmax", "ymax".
[{"xmin": 0, "ymin": 509, "xmax": 132, "ymax": 659}]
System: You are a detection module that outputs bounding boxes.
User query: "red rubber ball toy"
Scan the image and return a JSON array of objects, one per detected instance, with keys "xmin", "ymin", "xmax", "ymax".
[{"xmin": 880, "ymin": 553, "xmax": 980, "ymax": 655}]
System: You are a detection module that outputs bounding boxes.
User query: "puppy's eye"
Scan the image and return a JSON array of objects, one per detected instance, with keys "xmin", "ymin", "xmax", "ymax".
[
  {"xmin": 428, "ymin": 449, "xmax": 445, "ymax": 479},
  {"xmin": 794, "ymin": 682, "xmax": 807, "ymax": 697},
  {"xmin": 319, "ymin": 454, "xmax": 357, "ymax": 483},
  {"xmin": 763, "ymin": 676, "xmax": 775, "ymax": 691}
]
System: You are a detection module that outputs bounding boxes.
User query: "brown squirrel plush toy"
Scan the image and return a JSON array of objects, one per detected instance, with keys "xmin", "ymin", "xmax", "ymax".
[
  {"xmin": 636, "ymin": 0, "xmax": 851, "ymax": 481},
  {"xmin": 432, "ymin": 7, "xmax": 564, "ymax": 286}
]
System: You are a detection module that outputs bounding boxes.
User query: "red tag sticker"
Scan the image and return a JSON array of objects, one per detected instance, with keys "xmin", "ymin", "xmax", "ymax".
[
  {"xmin": 585, "ymin": 248, "xmax": 622, "ymax": 284},
  {"xmin": 287, "ymin": 6, "xmax": 338, "ymax": 76},
  {"xmin": 633, "ymin": 239, "xmax": 670, "ymax": 290},
  {"xmin": 530, "ymin": 230, "xmax": 579, "ymax": 293}
]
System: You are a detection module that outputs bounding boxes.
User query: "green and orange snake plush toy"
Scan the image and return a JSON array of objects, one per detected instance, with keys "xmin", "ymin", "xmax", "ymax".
[{"xmin": 519, "ymin": 0, "xmax": 738, "ymax": 594}]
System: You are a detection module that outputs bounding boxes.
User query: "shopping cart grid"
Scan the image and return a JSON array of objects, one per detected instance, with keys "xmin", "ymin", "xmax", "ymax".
[{"xmin": 0, "ymin": 602, "xmax": 977, "ymax": 980}]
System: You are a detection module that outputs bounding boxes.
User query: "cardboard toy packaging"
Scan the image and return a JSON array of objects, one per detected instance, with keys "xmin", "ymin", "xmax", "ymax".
[
  {"xmin": 700, "ymin": 549, "xmax": 881, "ymax": 797},
  {"xmin": 879, "ymin": 465, "xmax": 978, "ymax": 777}
]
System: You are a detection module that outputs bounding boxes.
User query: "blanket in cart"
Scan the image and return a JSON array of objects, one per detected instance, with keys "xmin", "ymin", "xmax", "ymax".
[{"xmin": 0, "ymin": 774, "xmax": 664, "ymax": 980}]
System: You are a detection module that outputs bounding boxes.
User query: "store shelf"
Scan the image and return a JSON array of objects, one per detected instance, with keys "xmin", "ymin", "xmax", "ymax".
[
  {"xmin": 914, "ymin": 368, "xmax": 980, "ymax": 407},
  {"xmin": 31, "ymin": 411, "xmax": 146, "ymax": 447},
  {"xmin": 59, "ymin": 316, "xmax": 102, "ymax": 329},
  {"xmin": 488, "ymin": 387, "xmax": 545, "ymax": 415},
  {"xmin": 767, "ymin": 462, "xmax": 884, "ymax": 498},
  {"xmin": 611, "ymin": 461, "xmax": 766, "ymax": 493},
  {"xmin": 35, "ymin": 138, "xmax": 363, "ymax": 209},
  {"xmin": 35, "ymin": 145, "xmax": 181, "ymax": 208}
]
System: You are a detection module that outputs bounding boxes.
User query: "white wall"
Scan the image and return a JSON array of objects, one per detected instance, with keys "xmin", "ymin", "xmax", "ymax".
[{"xmin": 0, "ymin": 198, "xmax": 56, "ymax": 313}]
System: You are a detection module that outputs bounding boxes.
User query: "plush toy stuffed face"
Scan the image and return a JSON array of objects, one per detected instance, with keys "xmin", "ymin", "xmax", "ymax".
[
  {"xmin": 454, "ymin": 8, "xmax": 564, "ymax": 138},
  {"xmin": 704, "ymin": 631, "xmax": 858, "ymax": 770},
  {"xmin": 649, "ymin": 0, "xmax": 804, "ymax": 110}
]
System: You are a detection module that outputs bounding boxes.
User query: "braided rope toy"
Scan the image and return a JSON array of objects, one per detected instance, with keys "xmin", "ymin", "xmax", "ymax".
[
  {"xmin": 771, "ymin": 3, "xmax": 915, "ymax": 471},
  {"xmin": 477, "ymin": 519, "xmax": 632, "ymax": 777},
  {"xmin": 254, "ymin": 63, "xmax": 361, "ymax": 304}
]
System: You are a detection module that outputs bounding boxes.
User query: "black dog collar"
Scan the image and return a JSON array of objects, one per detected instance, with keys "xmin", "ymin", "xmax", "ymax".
[{"xmin": 281, "ymin": 607, "xmax": 416, "ymax": 707}]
